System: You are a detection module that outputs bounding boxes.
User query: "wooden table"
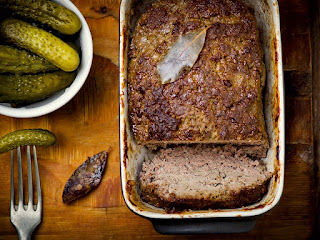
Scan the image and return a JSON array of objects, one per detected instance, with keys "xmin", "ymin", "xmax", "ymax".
[{"xmin": 0, "ymin": 0, "xmax": 317, "ymax": 239}]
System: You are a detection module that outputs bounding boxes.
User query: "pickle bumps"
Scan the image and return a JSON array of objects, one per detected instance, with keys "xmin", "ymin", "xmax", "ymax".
[
  {"xmin": 0, "ymin": 0, "xmax": 81, "ymax": 35},
  {"xmin": 0, "ymin": 19, "xmax": 80, "ymax": 72},
  {"xmin": 0, "ymin": 45, "xmax": 58, "ymax": 74},
  {"xmin": 0, "ymin": 129, "xmax": 56, "ymax": 154},
  {"xmin": 0, "ymin": 71, "xmax": 76, "ymax": 106}
]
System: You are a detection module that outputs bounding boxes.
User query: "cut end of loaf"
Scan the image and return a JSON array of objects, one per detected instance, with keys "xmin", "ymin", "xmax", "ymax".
[{"xmin": 140, "ymin": 145, "xmax": 272, "ymax": 210}]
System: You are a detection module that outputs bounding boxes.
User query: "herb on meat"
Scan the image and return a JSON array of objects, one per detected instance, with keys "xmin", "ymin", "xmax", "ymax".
[
  {"xmin": 62, "ymin": 149, "xmax": 110, "ymax": 204},
  {"xmin": 157, "ymin": 27, "xmax": 207, "ymax": 84}
]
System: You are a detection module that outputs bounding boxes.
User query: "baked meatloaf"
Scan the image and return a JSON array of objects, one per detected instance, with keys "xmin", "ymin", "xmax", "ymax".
[
  {"xmin": 140, "ymin": 145, "xmax": 272, "ymax": 210},
  {"xmin": 128, "ymin": 0, "xmax": 268, "ymax": 149}
]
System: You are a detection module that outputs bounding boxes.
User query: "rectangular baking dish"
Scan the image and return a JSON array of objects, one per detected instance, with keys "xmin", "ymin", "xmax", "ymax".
[{"xmin": 119, "ymin": 0, "xmax": 284, "ymax": 222}]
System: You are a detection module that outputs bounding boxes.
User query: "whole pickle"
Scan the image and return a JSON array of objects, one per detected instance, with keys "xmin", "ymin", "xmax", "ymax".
[
  {"xmin": 0, "ymin": 45, "xmax": 58, "ymax": 74},
  {"xmin": 0, "ymin": 129, "xmax": 56, "ymax": 154},
  {"xmin": 0, "ymin": 71, "xmax": 76, "ymax": 106},
  {"xmin": 0, "ymin": 19, "xmax": 80, "ymax": 72},
  {"xmin": 0, "ymin": 0, "xmax": 81, "ymax": 35}
]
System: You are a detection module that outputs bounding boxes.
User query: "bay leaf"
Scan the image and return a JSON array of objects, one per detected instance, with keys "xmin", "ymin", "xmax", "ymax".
[
  {"xmin": 157, "ymin": 27, "xmax": 207, "ymax": 84},
  {"xmin": 62, "ymin": 149, "xmax": 110, "ymax": 204}
]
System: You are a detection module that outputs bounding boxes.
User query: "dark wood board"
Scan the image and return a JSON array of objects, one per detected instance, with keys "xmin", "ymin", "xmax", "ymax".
[{"xmin": 0, "ymin": 0, "xmax": 317, "ymax": 239}]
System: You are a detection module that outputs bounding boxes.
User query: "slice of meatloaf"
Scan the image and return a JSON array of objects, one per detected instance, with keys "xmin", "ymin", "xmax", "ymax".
[
  {"xmin": 128, "ymin": 0, "xmax": 268, "ymax": 149},
  {"xmin": 140, "ymin": 145, "xmax": 272, "ymax": 210}
]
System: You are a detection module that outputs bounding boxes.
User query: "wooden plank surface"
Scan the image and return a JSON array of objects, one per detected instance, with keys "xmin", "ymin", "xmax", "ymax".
[
  {"xmin": 0, "ymin": 0, "xmax": 316, "ymax": 239},
  {"xmin": 311, "ymin": 0, "xmax": 320, "ymax": 237}
]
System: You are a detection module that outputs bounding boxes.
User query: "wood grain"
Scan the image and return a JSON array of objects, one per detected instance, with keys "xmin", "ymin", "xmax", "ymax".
[
  {"xmin": 73, "ymin": 0, "xmax": 120, "ymax": 66},
  {"xmin": 285, "ymin": 71, "xmax": 312, "ymax": 97},
  {"xmin": 312, "ymin": 0, "xmax": 320, "ymax": 238},
  {"xmin": 282, "ymin": 33, "xmax": 311, "ymax": 71},
  {"xmin": 0, "ymin": 0, "xmax": 317, "ymax": 239},
  {"xmin": 285, "ymin": 97, "xmax": 312, "ymax": 144}
]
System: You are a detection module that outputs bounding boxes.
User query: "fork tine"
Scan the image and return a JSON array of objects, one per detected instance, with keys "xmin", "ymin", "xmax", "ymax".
[
  {"xmin": 33, "ymin": 146, "xmax": 42, "ymax": 209},
  {"xmin": 10, "ymin": 146, "xmax": 42, "ymax": 240},
  {"xmin": 17, "ymin": 146, "xmax": 24, "ymax": 209},
  {"xmin": 10, "ymin": 150, "xmax": 15, "ymax": 211},
  {"xmin": 27, "ymin": 146, "xmax": 33, "ymax": 208}
]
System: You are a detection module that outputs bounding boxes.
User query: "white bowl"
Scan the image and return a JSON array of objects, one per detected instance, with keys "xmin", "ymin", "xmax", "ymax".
[{"xmin": 0, "ymin": 0, "xmax": 93, "ymax": 118}]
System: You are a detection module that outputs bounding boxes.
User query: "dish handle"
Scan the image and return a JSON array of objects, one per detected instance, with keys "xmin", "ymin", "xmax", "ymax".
[{"xmin": 150, "ymin": 217, "xmax": 256, "ymax": 234}]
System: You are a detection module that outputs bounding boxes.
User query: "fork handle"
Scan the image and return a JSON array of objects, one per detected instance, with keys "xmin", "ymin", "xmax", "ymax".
[{"xmin": 17, "ymin": 229, "xmax": 32, "ymax": 240}]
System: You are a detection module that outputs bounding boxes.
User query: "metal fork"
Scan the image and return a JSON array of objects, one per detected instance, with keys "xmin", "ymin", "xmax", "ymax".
[{"xmin": 10, "ymin": 146, "xmax": 42, "ymax": 240}]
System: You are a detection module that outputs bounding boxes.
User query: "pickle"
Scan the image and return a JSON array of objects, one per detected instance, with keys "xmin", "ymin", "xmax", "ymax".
[
  {"xmin": 0, "ymin": 129, "xmax": 56, "ymax": 154},
  {"xmin": 0, "ymin": 19, "xmax": 80, "ymax": 72},
  {"xmin": 0, "ymin": 45, "xmax": 58, "ymax": 74},
  {"xmin": 0, "ymin": 0, "xmax": 81, "ymax": 35},
  {"xmin": 0, "ymin": 71, "xmax": 76, "ymax": 106}
]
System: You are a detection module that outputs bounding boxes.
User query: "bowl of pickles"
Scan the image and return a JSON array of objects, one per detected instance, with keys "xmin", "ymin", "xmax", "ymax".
[{"xmin": 0, "ymin": 0, "xmax": 93, "ymax": 118}]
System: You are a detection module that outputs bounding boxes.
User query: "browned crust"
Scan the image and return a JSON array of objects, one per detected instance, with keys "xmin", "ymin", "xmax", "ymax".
[
  {"xmin": 128, "ymin": 0, "xmax": 268, "ymax": 146},
  {"xmin": 140, "ymin": 180, "xmax": 270, "ymax": 210}
]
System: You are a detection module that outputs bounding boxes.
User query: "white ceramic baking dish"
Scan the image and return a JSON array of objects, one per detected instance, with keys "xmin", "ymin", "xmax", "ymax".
[{"xmin": 119, "ymin": 0, "xmax": 284, "ymax": 233}]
